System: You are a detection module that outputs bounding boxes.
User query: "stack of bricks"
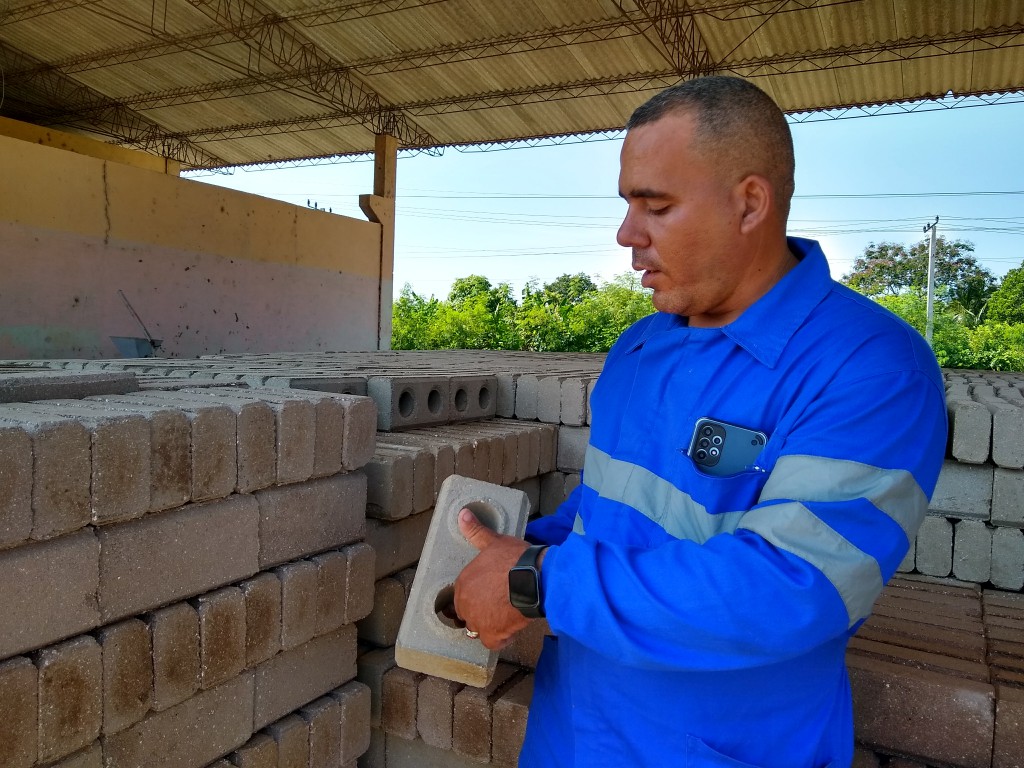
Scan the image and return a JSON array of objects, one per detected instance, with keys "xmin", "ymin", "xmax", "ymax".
[
  {"xmin": 848, "ymin": 576, "xmax": 1024, "ymax": 768},
  {"xmin": 907, "ymin": 372, "xmax": 1024, "ymax": 589},
  {"xmin": 0, "ymin": 374, "xmax": 379, "ymax": 768},
  {"xmin": 2, "ymin": 357, "xmax": 1023, "ymax": 768}
]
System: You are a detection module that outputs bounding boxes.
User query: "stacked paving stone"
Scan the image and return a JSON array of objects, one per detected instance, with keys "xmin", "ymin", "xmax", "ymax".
[
  {"xmin": 908, "ymin": 372, "xmax": 1024, "ymax": 590},
  {"xmin": 0, "ymin": 372, "xmax": 378, "ymax": 768},
  {"xmin": 2, "ymin": 357, "xmax": 1023, "ymax": 768}
]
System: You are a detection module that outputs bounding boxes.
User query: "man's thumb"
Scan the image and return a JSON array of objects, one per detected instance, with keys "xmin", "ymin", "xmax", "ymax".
[{"xmin": 458, "ymin": 508, "xmax": 496, "ymax": 550}]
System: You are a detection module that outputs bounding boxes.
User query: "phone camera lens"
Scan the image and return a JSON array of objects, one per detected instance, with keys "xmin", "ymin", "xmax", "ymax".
[
  {"xmin": 699, "ymin": 437, "xmax": 711, "ymax": 448},
  {"xmin": 695, "ymin": 449, "xmax": 708, "ymax": 461},
  {"xmin": 709, "ymin": 447, "xmax": 720, "ymax": 458},
  {"xmin": 701, "ymin": 426, "xmax": 714, "ymax": 437},
  {"xmin": 711, "ymin": 435, "xmax": 723, "ymax": 446}
]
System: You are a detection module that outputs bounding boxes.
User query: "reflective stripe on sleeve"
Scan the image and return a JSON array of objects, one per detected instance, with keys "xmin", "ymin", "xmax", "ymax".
[
  {"xmin": 737, "ymin": 501, "xmax": 884, "ymax": 627},
  {"xmin": 583, "ymin": 445, "xmax": 745, "ymax": 542},
  {"xmin": 757, "ymin": 454, "xmax": 929, "ymax": 542}
]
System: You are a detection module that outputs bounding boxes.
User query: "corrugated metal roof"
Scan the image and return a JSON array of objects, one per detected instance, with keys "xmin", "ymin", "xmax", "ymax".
[{"xmin": 0, "ymin": 0, "xmax": 1021, "ymax": 169}]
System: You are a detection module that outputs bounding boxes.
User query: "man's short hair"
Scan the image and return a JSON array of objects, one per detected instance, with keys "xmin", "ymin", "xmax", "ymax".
[{"xmin": 627, "ymin": 76, "xmax": 795, "ymax": 219}]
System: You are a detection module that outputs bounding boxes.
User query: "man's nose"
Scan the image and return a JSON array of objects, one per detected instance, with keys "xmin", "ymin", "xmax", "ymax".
[{"xmin": 616, "ymin": 208, "xmax": 647, "ymax": 248}]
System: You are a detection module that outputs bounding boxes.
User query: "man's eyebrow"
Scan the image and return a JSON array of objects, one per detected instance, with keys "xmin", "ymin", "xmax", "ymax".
[{"xmin": 618, "ymin": 187, "xmax": 669, "ymax": 201}]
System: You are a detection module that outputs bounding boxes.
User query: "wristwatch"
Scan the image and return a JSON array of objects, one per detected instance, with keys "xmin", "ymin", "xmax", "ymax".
[{"xmin": 508, "ymin": 545, "xmax": 548, "ymax": 618}]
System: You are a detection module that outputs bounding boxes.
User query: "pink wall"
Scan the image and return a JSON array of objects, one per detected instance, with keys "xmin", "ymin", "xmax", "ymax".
[{"xmin": 0, "ymin": 135, "xmax": 385, "ymax": 359}]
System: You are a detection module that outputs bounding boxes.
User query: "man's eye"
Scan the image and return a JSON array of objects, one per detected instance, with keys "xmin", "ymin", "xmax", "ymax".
[{"xmin": 648, "ymin": 206, "xmax": 669, "ymax": 216}]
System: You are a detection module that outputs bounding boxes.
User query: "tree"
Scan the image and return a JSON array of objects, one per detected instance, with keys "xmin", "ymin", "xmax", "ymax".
[
  {"xmin": 842, "ymin": 237, "xmax": 996, "ymax": 325},
  {"xmin": 987, "ymin": 262, "xmax": 1024, "ymax": 325},
  {"xmin": 543, "ymin": 273, "xmax": 598, "ymax": 307},
  {"xmin": 448, "ymin": 275, "xmax": 495, "ymax": 307},
  {"xmin": 391, "ymin": 285, "xmax": 440, "ymax": 350}
]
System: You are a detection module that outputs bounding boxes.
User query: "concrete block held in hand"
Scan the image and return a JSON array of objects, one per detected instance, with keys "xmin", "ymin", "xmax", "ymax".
[{"xmin": 395, "ymin": 475, "xmax": 530, "ymax": 688}]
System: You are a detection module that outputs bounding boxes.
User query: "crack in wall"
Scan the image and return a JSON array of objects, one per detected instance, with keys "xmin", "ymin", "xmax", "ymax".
[{"xmin": 102, "ymin": 162, "xmax": 111, "ymax": 246}]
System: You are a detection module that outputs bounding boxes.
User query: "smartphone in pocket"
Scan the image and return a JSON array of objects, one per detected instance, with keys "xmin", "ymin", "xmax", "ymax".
[{"xmin": 687, "ymin": 417, "xmax": 768, "ymax": 477}]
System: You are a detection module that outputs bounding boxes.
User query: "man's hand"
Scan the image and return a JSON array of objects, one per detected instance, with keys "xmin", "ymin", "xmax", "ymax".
[{"xmin": 454, "ymin": 508, "xmax": 531, "ymax": 650}]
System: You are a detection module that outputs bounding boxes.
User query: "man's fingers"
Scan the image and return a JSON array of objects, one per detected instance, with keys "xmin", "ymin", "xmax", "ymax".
[{"xmin": 458, "ymin": 507, "xmax": 497, "ymax": 550}]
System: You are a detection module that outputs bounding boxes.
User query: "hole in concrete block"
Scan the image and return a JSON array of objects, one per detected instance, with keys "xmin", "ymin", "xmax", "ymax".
[
  {"xmin": 478, "ymin": 386, "xmax": 491, "ymax": 410},
  {"xmin": 399, "ymin": 389, "xmax": 415, "ymax": 417},
  {"xmin": 454, "ymin": 388, "xmax": 468, "ymax": 413},
  {"xmin": 434, "ymin": 585, "xmax": 464, "ymax": 629},
  {"xmin": 462, "ymin": 499, "xmax": 502, "ymax": 532},
  {"xmin": 427, "ymin": 388, "xmax": 443, "ymax": 414}
]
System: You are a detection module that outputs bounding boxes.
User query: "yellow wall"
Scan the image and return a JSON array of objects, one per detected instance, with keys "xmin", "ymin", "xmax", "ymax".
[{"xmin": 0, "ymin": 133, "xmax": 384, "ymax": 359}]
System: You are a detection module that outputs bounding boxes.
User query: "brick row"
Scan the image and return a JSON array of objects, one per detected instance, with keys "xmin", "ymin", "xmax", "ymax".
[
  {"xmin": 0, "ymin": 542, "xmax": 373, "ymax": 762},
  {"xmin": 913, "ymin": 512, "xmax": 1024, "ymax": 590},
  {"xmin": 363, "ymin": 420, "xmax": 557, "ymax": 522},
  {"xmin": 0, "ymin": 388, "xmax": 376, "ymax": 550}
]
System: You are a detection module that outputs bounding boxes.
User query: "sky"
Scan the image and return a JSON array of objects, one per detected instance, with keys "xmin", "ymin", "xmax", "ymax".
[{"xmin": 192, "ymin": 97, "xmax": 1024, "ymax": 302}]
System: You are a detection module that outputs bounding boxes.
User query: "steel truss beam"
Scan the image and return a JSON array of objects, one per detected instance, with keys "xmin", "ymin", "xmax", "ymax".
[
  {"xmin": 626, "ymin": 0, "xmax": 714, "ymax": 76},
  {"xmin": 10, "ymin": 0, "xmax": 884, "ymax": 128},
  {"xmin": 0, "ymin": 0, "xmax": 102, "ymax": 27},
  {"xmin": 0, "ymin": 39, "xmax": 228, "ymax": 167},
  {"xmin": 4, "ymin": 0, "xmax": 446, "ymax": 77},
  {"xmin": 723, "ymin": 27, "xmax": 1024, "ymax": 78},
  {"xmin": 45, "ymin": 11, "xmax": 670, "ymax": 120},
  {"xmin": 140, "ymin": 0, "xmax": 436, "ymax": 148},
  {"xmin": 140, "ymin": 21, "xmax": 1024, "ymax": 153}
]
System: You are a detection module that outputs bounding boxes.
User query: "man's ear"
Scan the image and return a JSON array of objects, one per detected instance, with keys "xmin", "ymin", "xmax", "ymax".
[{"xmin": 736, "ymin": 174, "xmax": 773, "ymax": 234}]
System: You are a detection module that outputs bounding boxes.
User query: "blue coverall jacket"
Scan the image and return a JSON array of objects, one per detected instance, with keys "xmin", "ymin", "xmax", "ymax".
[{"xmin": 521, "ymin": 238, "xmax": 948, "ymax": 768}]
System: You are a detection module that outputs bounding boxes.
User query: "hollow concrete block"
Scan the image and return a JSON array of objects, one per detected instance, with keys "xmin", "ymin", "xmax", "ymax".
[
  {"xmin": 448, "ymin": 375, "xmax": 497, "ymax": 423},
  {"xmin": 395, "ymin": 476, "xmax": 530, "ymax": 687},
  {"xmin": 368, "ymin": 377, "xmax": 450, "ymax": 431}
]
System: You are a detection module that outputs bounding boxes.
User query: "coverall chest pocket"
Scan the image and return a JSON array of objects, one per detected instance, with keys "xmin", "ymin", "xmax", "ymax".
[{"xmin": 685, "ymin": 735, "xmax": 835, "ymax": 768}]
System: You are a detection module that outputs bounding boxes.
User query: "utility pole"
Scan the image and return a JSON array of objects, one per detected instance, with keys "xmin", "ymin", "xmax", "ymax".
[{"xmin": 923, "ymin": 216, "xmax": 939, "ymax": 346}]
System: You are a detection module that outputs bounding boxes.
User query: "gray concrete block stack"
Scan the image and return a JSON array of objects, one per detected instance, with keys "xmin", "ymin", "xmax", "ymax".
[
  {"xmin": 2, "ymin": 356, "xmax": 1023, "ymax": 768},
  {"xmin": 0, "ymin": 373, "xmax": 378, "ymax": 768},
  {"xmin": 908, "ymin": 372, "xmax": 1024, "ymax": 591}
]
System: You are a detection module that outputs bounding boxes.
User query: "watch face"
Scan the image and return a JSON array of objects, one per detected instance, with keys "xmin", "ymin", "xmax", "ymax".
[{"xmin": 509, "ymin": 566, "xmax": 539, "ymax": 609}]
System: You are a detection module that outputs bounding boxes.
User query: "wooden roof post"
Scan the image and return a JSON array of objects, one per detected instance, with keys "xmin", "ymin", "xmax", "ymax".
[{"xmin": 360, "ymin": 133, "xmax": 399, "ymax": 350}]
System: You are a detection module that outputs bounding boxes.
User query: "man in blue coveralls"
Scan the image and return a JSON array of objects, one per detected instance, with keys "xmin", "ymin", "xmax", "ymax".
[{"xmin": 454, "ymin": 76, "xmax": 948, "ymax": 768}]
